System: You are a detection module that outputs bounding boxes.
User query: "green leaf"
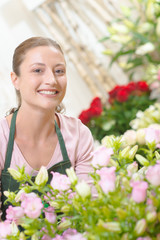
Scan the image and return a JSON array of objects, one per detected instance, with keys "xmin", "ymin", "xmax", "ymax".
[
  {"xmin": 145, "ymin": 53, "xmax": 160, "ymax": 64},
  {"xmin": 110, "ymin": 49, "xmax": 135, "ymax": 66},
  {"xmin": 132, "ymin": 32, "xmax": 149, "ymax": 43},
  {"xmin": 99, "ymin": 36, "xmax": 110, "ymax": 42},
  {"xmin": 127, "ymin": 57, "xmax": 143, "ymax": 65}
]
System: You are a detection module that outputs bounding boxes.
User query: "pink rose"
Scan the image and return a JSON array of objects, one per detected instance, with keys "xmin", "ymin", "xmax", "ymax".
[
  {"xmin": 156, "ymin": 144, "xmax": 160, "ymax": 148},
  {"xmin": 6, "ymin": 205, "xmax": 24, "ymax": 223},
  {"xmin": 96, "ymin": 167, "xmax": 116, "ymax": 194},
  {"xmin": 150, "ymin": 81, "xmax": 160, "ymax": 90},
  {"xmin": 51, "ymin": 235, "xmax": 63, "ymax": 240},
  {"xmin": 68, "ymin": 191, "xmax": 76, "ymax": 199},
  {"xmin": 41, "ymin": 226, "xmax": 54, "ymax": 240},
  {"xmin": 44, "ymin": 206, "xmax": 56, "ymax": 224},
  {"xmin": 50, "ymin": 172, "xmax": 71, "ymax": 191},
  {"xmin": 158, "ymin": 69, "xmax": 160, "ymax": 81},
  {"xmin": 20, "ymin": 192, "xmax": 37, "ymax": 201},
  {"xmin": 62, "ymin": 228, "xmax": 86, "ymax": 240},
  {"xmin": 130, "ymin": 181, "xmax": 148, "ymax": 203},
  {"xmin": 136, "ymin": 237, "xmax": 151, "ymax": 240},
  {"xmin": 0, "ymin": 221, "xmax": 12, "ymax": 238},
  {"xmin": 42, "ymin": 235, "xmax": 52, "ymax": 240},
  {"xmin": 146, "ymin": 164, "xmax": 160, "ymax": 186},
  {"xmin": 91, "ymin": 146, "xmax": 113, "ymax": 168},
  {"xmin": 21, "ymin": 193, "xmax": 43, "ymax": 218},
  {"xmin": 145, "ymin": 127, "xmax": 160, "ymax": 144}
]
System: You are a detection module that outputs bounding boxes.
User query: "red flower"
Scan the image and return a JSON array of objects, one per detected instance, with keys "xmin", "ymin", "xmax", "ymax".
[
  {"xmin": 90, "ymin": 97, "xmax": 103, "ymax": 116},
  {"xmin": 108, "ymin": 81, "xmax": 149, "ymax": 104},
  {"xmin": 79, "ymin": 97, "xmax": 103, "ymax": 124},
  {"xmin": 90, "ymin": 106, "xmax": 102, "ymax": 116},
  {"xmin": 116, "ymin": 88, "xmax": 129, "ymax": 102},
  {"xmin": 78, "ymin": 109, "xmax": 92, "ymax": 125},
  {"xmin": 108, "ymin": 86, "xmax": 123, "ymax": 104},
  {"xmin": 127, "ymin": 82, "xmax": 137, "ymax": 93},
  {"xmin": 108, "ymin": 86, "xmax": 122, "ymax": 98},
  {"xmin": 90, "ymin": 97, "xmax": 102, "ymax": 107},
  {"xmin": 136, "ymin": 81, "xmax": 149, "ymax": 92}
]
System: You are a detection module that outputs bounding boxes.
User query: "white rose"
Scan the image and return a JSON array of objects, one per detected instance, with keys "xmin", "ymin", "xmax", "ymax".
[
  {"xmin": 138, "ymin": 23, "xmax": 153, "ymax": 33},
  {"xmin": 136, "ymin": 110, "xmax": 144, "ymax": 118},
  {"xmin": 66, "ymin": 167, "xmax": 78, "ymax": 184},
  {"xmin": 123, "ymin": 130, "xmax": 137, "ymax": 145},
  {"xmin": 112, "ymin": 23, "xmax": 128, "ymax": 33},
  {"xmin": 149, "ymin": 123, "xmax": 160, "ymax": 130},
  {"xmin": 75, "ymin": 181, "xmax": 91, "ymax": 198},
  {"xmin": 135, "ymin": 42, "xmax": 155, "ymax": 55},
  {"xmin": 35, "ymin": 166, "xmax": 48, "ymax": 186},
  {"xmin": 129, "ymin": 119, "xmax": 139, "ymax": 130},
  {"xmin": 148, "ymin": 105, "xmax": 156, "ymax": 111},
  {"xmin": 111, "ymin": 35, "xmax": 131, "ymax": 44},
  {"xmin": 136, "ymin": 128, "xmax": 146, "ymax": 145}
]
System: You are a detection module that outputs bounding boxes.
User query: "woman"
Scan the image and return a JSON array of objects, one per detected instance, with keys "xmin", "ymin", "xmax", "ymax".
[{"xmin": 0, "ymin": 37, "xmax": 94, "ymax": 219}]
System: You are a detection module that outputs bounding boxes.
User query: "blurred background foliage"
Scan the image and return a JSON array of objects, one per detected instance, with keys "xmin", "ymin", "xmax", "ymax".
[
  {"xmin": 79, "ymin": 0, "xmax": 160, "ymax": 142},
  {"xmin": 101, "ymin": 0, "xmax": 160, "ymax": 82}
]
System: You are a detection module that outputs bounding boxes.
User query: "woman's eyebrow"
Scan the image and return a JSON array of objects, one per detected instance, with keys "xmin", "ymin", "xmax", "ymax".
[
  {"xmin": 54, "ymin": 63, "xmax": 66, "ymax": 67},
  {"xmin": 29, "ymin": 63, "xmax": 65, "ymax": 67},
  {"xmin": 29, "ymin": 63, "xmax": 45, "ymax": 67}
]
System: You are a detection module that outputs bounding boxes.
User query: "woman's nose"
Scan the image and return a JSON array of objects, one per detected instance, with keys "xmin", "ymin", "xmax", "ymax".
[{"xmin": 45, "ymin": 71, "xmax": 57, "ymax": 85}]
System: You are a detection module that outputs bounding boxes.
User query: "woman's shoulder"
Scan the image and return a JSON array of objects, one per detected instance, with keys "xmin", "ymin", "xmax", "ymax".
[
  {"xmin": 0, "ymin": 117, "xmax": 8, "ymax": 131},
  {"xmin": 58, "ymin": 113, "xmax": 88, "ymax": 128},
  {"xmin": 0, "ymin": 117, "xmax": 9, "ymax": 143},
  {"xmin": 58, "ymin": 113, "xmax": 80, "ymax": 123},
  {"xmin": 57, "ymin": 113, "xmax": 94, "ymax": 155},
  {"xmin": 57, "ymin": 113, "xmax": 93, "ymax": 138}
]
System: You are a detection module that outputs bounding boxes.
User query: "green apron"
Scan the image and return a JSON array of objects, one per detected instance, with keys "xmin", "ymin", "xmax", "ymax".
[{"xmin": 1, "ymin": 110, "xmax": 71, "ymax": 220}]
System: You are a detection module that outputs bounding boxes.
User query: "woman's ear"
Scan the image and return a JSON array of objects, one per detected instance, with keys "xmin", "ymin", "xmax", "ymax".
[{"xmin": 11, "ymin": 72, "xmax": 20, "ymax": 90}]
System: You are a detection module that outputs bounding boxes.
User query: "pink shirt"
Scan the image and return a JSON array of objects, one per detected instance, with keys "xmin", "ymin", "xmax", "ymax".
[{"xmin": 0, "ymin": 113, "xmax": 94, "ymax": 182}]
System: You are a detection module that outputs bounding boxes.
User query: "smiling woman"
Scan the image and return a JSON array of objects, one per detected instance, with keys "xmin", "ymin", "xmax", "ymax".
[
  {"xmin": 11, "ymin": 45, "xmax": 67, "ymax": 112},
  {"xmin": 11, "ymin": 37, "xmax": 66, "ymax": 113},
  {"xmin": 0, "ymin": 36, "xmax": 94, "ymax": 220}
]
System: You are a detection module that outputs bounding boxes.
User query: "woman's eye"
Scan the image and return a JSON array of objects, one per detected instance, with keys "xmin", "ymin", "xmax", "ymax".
[
  {"xmin": 33, "ymin": 69, "xmax": 42, "ymax": 73},
  {"xmin": 55, "ymin": 69, "xmax": 65, "ymax": 75}
]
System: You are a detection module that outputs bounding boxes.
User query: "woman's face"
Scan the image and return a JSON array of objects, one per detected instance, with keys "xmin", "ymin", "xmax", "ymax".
[{"xmin": 12, "ymin": 46, "xmax": 67, "ymax": 111}]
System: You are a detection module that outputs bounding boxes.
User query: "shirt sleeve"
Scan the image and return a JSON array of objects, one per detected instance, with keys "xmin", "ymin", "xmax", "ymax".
[{"xmin": 75, "ymin": 121, "xmax": 94, "ymax": 183}]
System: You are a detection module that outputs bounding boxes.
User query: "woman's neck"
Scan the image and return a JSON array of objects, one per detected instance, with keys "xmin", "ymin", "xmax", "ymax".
[{"xmin": 14, "ymin": 106, "xmax": 57, "ymax": 143}]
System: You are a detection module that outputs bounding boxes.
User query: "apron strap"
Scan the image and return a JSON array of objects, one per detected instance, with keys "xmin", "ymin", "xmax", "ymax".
[
  {"xmin": 4, "ymin": 110, "xmax": 70, "ymax": 170},
  {"xmin": 55, "ymin": 121, "xmax": 70, "ymax": 162},
  {"xmin": 4, "ymin": 110, "xmax": 18, "ymax": 170}
]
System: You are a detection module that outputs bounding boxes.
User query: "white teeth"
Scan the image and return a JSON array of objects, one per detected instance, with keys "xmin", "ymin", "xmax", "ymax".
[{"xmin": 39, "ymin": 90, "xmax": 57, "ymax": 95}]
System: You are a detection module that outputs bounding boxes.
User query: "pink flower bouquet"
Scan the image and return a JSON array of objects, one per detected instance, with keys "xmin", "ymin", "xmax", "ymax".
[{"xmin": 1, "ymin": 133, "xmax": 160, "ymax": 240}]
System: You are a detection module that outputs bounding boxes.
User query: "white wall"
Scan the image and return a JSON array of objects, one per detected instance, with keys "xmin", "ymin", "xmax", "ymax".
[{"xmin": 0, "ymin": 0, "xmax": 93, "ymax": 118}]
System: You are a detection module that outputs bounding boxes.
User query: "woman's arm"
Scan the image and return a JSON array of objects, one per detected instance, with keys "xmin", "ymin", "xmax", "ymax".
[
  {"xmin": 0, "ymin": 178, "xmax": 2, "ymax": 221},
  {"xmin": 0, "ymin": 154, "xmax": 3, "ymax": 221},
  {"xmin": 75, "ymin": 122, "xmax": 98, "ymax": 197},
  {"xmin": 75, "ymin": 122, "xmax": 94, "ymax": 182}
]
